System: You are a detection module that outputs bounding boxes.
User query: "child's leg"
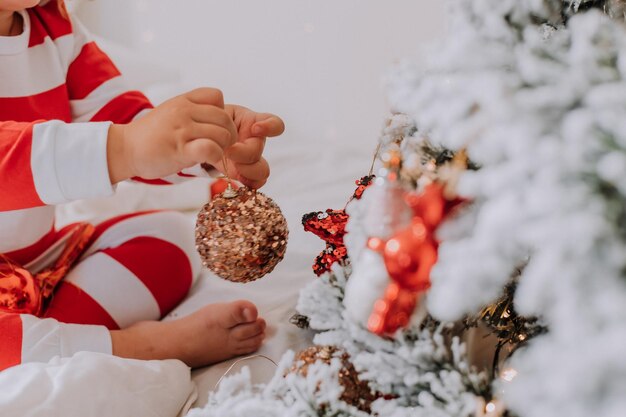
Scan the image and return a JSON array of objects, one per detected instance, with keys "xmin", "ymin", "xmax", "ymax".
[
  {"xmin": 0, "ymin": 301, "xmax": 266, "ymax": 371},
  {"xmin": 44, "ymin": 210, "xmax": 200, "ymax": 328},
  {"xmin": 0, "ymin": 211, "xmax": 266, "ymax": 371}
]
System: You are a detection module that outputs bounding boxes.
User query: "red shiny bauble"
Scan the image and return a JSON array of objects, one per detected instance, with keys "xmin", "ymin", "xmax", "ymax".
[
  {"xmin": 405, "ymin": 183, "xmax": 447, "ymax": 230},
  {"xmin": 368, "ymin": 282, "xmax": 418, "ymax": 335},
  {"xmin": 405, "ymin": 182, "xmax": 466, "ymax": 231},
  {"xmin": 382, "ymin": 218, "xmax": 438, "ymax": 292},
  {"xmin": 0, "ymin": 264, "xmax": 41, "ymax": 315},
  {"xmin": 364, "ymin": 181, "xmax": 468, "ymax": 336}
]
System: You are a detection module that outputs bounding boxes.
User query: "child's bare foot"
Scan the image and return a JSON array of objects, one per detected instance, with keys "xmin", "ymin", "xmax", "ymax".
[{"xmin": 110, "ymin": 300, "xmax": 266, "ymax": 368}]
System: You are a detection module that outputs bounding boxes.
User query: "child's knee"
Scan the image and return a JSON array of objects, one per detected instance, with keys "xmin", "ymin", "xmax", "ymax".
[{"xmin": 149, "ymin": 211, "xmax": 202, "ymax": 283}]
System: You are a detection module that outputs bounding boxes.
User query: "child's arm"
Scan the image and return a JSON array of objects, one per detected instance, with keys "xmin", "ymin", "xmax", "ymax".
[
  {"xmin": 66, "ymin": 17, "xmax": 285, "ymax": 189},
  {"xmin": 0, "ymin": 120, "xmax": 115, "ymax": 211},
  {"xmin": 0, "ymin": 88, "xmax": 237, "ymax": 212},
  {"xmin": 105, "ymin": 88, "xmax": 238, "ymax": 184}
]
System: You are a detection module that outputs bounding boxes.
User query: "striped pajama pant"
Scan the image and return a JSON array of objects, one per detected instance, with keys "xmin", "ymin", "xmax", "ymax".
[{"xmin": 0, "ymin": 210, "xmax": 201, "ymax": 371}]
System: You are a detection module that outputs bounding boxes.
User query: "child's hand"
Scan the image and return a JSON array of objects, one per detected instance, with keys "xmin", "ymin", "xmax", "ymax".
[
  {"xmin": 107, "ymin": 88, "xmax": 238, "ymax": 183},
  {"xmin": 218, "ymin": 105, "xmax": 286, "ymax": 189}
]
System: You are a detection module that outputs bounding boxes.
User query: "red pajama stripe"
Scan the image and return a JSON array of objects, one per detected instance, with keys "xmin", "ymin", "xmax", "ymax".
[
  {"xmin": 43, "ymin": 282, "xmax": 119, "ymax": 330},
  {"xmin": 0, "ymin": 84, "xmax": 71, "ymax": 122},
  {"xmin": 67, "ymin": 42, "xmax": 121, "ymax": 100},
  {"xmin": 0, "ymin": 122, "xmax": 44, "ymax": 211},
  {"xmin": 4, "ymin": 223, "xmax": 84, "ymax": 267},
  {"xmin": 132, "ymin": 177, "xmax": 172, "ymax": 185},
  {"xmin": 90, "ymin": 91, "xmax": 153, "ymax": 124},
  {"xmin": 101, "ymin": 237, "xmax": 192, "ymax": 316},
  {"xmin": 0, "ymin": 313, "xmax": 23, "ymax": 371},
  {"xmin": 4, "ymin": 224, "xmax": 57, "ymax": 266},
  {"xmin": 28, "ymin": 2, "xmax": 73, "ymax": 48},
  {"xmin": 89, "ymin": 210, "xmax": 160, "ymax": 244}
]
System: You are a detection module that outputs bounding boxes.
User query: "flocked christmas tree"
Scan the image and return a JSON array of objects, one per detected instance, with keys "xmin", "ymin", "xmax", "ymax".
[{"xmin": 189, "ymin": 1, "xmax": 626, "ymax": 416}]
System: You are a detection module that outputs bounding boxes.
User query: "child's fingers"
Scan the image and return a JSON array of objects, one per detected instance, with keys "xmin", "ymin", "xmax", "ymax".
[
  {"xmin": 182, "ymin": 138, "xmax": 224, "ymax": 165},
  {"xmin": 251, "ymin": 114, "xmax": 285, "ymax": 137},
  {"xmin": 189, "ymin": 123, "xmax": 234, "ymax": 149},
  {"xmin": 235, "ymin": 158, "xmax": 270, "ymax": 184},
  {"xmin": 218, "ymin": 157, "xmax": 267, "ymax": 189},
  {"xmin": 225, "ymin": 137, "xmax": 266, "ymax": 164},
  {"xmin": 185, "ymin": 87, "xmax": 225, "ymax": 108},
  {"xmin": 237, "ymin": 177, "xmax": 268, "ymax": 190},
  {"xmin": 191, "ymin": 105, "xmax": 239, "ymax": 143}
]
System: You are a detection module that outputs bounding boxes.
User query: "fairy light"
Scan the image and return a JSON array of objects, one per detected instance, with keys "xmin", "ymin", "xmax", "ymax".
[
  {"xmin": 501, "ymin": 368, "xmax": 518, "ymax": 382},
  {"xmin": 425, "ymin": 159, "xmax": 437, "ymax": 172},
  {"xmin": 485, "ymin": 402, "xmax": 496, "ymax": 413}
]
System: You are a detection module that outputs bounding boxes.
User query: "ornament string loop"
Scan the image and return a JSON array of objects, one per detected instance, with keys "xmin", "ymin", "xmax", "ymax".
[
  {"xmin": 213, "ymin": 354, "xmax": 278, "ymax": 391},
  {"xmin": 220, "ymin": 155, "xmax": 238, "ymax": 198}
]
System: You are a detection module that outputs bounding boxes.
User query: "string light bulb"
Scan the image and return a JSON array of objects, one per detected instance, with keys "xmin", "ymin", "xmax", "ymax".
[{"xmin": 501, "ymin": 368, "xmax": 518, "ymax": 382}]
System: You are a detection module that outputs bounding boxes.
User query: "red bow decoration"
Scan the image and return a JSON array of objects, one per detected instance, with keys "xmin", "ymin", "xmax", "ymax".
[
  {"xmin": 303, "ymin": 176, "xmax": 375, "ymax": 276},
  {"xmin": 367, "ymin": 183, "xmax": 465, "ymax": 335},
  {"xmin": 0, "ymin": 223, "xmax": 95, "ymax": 316}
]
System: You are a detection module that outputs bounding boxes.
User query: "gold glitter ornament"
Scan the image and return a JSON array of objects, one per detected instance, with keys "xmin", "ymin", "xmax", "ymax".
[
  {"xmin": 195, "ymin": 185, "xmax": 289, "ymax": 283},
  {"xmin": 289, "ymin": 345, "xmax": 378, "ymax": 413}
]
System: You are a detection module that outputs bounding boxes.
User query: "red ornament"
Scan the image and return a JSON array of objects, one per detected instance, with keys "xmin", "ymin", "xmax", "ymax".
[
  {"xmin": 303, "ymin": 209, "xmax": 349, "ymax": 247},
  {"xmin": 367, "ymin": 182, "xmax": 465, "ymax": 335},
  {"xmin": 352, "ymin": 176, "xmax": 375, "ymax": 200},
  {"xmin": 405, "ymin": 182, "xmax": 465, "ymax": 229},
  {"xmin": 0, "ymin": 264, "xmax": 41, "ymax": 315},
  {"xmin": 303, "ymin": 176, "xmax": 375, "ymax": 276},
  {"xmin": 382, "ymin": 219, "xmax": 438, "ymax": 292},
  {"xmin": 303, "ymin": 209, "xmax": 350, "ymax": 276},
  {"xmin": 0, "ymin": 223, "xmax": 94, "ymax": 316},
  {"xmin": 367, "ymin": 282, "xmax": 418, "ymax": 335}
]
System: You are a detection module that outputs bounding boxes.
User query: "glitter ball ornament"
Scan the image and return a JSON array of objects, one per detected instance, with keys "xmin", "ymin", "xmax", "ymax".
[
  {"xmin": 289, "ymin": 345, "xmax": 378, "ymax": 413},
  {"xmin": 195, "ymin": 186, "xmax": 288, "ymax": 283}
]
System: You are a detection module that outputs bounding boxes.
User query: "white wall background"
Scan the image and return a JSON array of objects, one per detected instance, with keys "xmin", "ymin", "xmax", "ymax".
[
  {"xmin": 72, "ymin": 0, "xmax": 447, "ymax": 251},
  {"xmin": 75, "ymin": 0, "xmax": 445, "ymax": 172}
]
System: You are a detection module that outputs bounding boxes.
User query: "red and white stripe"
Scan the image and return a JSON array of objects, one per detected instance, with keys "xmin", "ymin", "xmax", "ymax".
[
  {"xmin": 0, "ymin": 210, "xmax": 200, "ymax": 371},
  {"xmin": 0, "ymin": 1, "xmax": 210, "ymax": 371}
]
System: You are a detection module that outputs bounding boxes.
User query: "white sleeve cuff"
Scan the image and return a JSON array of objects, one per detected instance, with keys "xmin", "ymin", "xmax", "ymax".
[
  {"xmin": 20, "ymin": 315, "xmax": 113, "ymax": 364},
  {"xmin": 60, "ymin": 322, "xmax": 113, "ymax": 357},
  {"xmin": 31, "ymin": 121, "xmax": 115, "ymax": 204}
]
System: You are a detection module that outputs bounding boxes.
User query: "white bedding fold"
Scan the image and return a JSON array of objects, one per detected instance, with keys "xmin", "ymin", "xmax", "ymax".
[{"xmin": 0, "ymin": 352, "xmax": 195, "ymax": 417}]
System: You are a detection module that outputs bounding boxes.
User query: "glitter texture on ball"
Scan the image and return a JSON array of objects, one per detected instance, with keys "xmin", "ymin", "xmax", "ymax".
[{"xmin": 195, "ymin": 187, "xmax": 289, "ymax": 283}]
